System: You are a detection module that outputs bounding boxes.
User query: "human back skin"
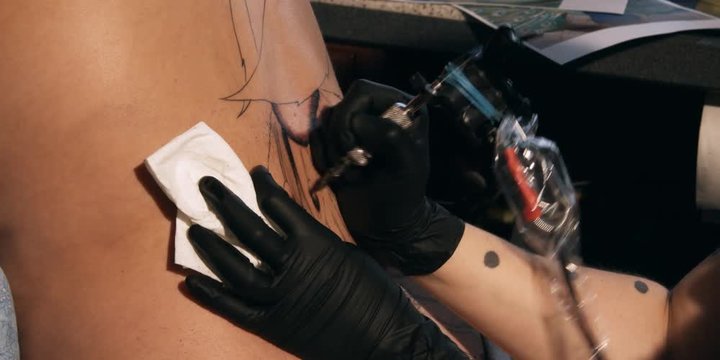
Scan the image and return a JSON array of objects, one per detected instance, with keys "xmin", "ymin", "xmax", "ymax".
[{"xmin": 0, "ymin": 0, "xmax": 346, "ymax": 358}]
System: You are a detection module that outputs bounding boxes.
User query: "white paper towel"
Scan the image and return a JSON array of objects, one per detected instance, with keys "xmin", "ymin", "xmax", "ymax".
[{"xmin": 145, "ymin": 122, "xmax": 264, "ymax": 279}]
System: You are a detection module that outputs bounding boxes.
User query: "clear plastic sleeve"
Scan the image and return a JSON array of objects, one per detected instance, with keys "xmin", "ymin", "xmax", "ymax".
[{"xmin": 493, "ymin": 114, "xmax": 608, "ymax": 359}]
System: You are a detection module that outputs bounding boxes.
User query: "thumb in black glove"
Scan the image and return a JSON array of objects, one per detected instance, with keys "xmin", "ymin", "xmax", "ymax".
[
  {"xmin": 310, "ymin": 79, "xmax": 465, "ymax": 275},
  {"xmin": 184, "ymin": 166, "xmax": 467, "ymax": 360}
]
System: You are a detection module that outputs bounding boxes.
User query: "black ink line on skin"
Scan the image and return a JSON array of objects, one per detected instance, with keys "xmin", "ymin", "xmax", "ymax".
[
  {"xmin": 227, "ymin": 0, "xmax": 257, "ymax": 118},
  {"xmin": 319, "ymin": 87, "xmax": 342, "ymax": 101},
  {"xmin": 221, "ymin": 1, "xmax": 331, "ymax": 213},
  {"xmin": 243, "ymin": 0, "xmax": 260, "ymax": 53},
  {"xmin": 308, "ymin": 89, "xmax": 320, "ymax": 129},
  {"xmin": 228, "ymin": 88, "xmax": 322, "ymax": 116},
  {"xmin": 268, "ymin": 91, "xmax": 320, "ymax": 146},
  {"xmin": 271, "ymin": 96, "xmax": 322, "ymax": 211},
  {"xmin": 310, "ymin": 192, "xmax": 321, "ymax": 211},
  {"xmin": 266, "ymin": 112, "xmax": 274, "ymax": 168},
  {"xmin": 275, "ymin": 126, "xmax": 309, "ymax": 212},
  {"xmin": 308, "ymin": 90, "xmax": 320, "ymax": 211},
  {"xmin": 222, "ymin": 36, "xmax": 335, "ymax": 116},
  {"xmin": 223, "ymin": 0, "xmax": 267, "ymax": 101},
  {"xmin": 484, "ymin": 251, "xmax": 500, "ymax": 268},
  {"xmin": 634, "ymin": 280, "xmax": 649, "ymax": 294},
  {"xmin": 223, "ymin": 0, "xmax": 336, "ymax": 123},
  {"xmin": 332, "ymin": 217, "xmax": 345, "ymax": 238},
  {"xmin": 273, "ymin": 107, "xmax": 304, "ymax": 175},
  {"xmin": 228, "ymin": 0, "xmax": 248, "ymax": 80}
]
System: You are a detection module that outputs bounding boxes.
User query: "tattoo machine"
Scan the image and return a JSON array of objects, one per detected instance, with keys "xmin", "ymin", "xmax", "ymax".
[
  {"xmin": 309, "ymin": 85, "xmax": 432, "ymax": 194},
  {"xmin": 493, "ymin": 114, "xmax": 609, "ymax": 358},
  {"xmin": 309, "ymin": 27, "xmax": 528, "ymax": 195},
  {"xmin": 309, "ymin": 52, "xmax": 483, "ymax": 194}
]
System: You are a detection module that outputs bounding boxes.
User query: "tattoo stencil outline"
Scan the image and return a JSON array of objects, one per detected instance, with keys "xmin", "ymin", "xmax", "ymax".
[{"xmin": 221, "ymin": 0, "xmax": 341, "ymax": 212}]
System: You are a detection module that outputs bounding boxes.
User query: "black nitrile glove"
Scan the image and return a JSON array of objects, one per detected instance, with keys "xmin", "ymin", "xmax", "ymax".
[
  {"xmin": 184, "ymin": 167, "xmax": 467, "ymax": 360},
  {"xmin": 310, "ymin": 79, "xmax": 465, "ymax": 275}
]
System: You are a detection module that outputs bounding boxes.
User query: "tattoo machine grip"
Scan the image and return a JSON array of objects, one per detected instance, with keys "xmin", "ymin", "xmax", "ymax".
[{"xmin": 309, "ymin": 102, "xmax": 416, "ymax": 195}]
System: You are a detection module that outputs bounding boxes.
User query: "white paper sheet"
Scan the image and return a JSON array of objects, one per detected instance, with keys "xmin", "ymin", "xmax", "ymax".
[{"xmin": 560, "ymin": 0, "xmax": 628, "ymax": 14}]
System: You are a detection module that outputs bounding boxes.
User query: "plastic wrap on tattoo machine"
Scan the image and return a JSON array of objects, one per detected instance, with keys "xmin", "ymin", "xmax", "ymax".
[{"xmin": 493, "ymin": 114, "xmax": 609, "ymax": 359}]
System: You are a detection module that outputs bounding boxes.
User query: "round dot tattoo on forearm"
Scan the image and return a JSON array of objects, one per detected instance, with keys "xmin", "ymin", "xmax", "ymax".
[
  {"xmin": 484, "ymin": 251, "xmax": 500, "ymax": 268},
  {"xmin": 634, "ymin": 280, "xmax": 649, "ymax": 294}
]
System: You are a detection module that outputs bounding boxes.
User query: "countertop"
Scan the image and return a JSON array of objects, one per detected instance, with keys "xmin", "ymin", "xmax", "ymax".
[{"xmin": 311, "ymin": 0, "xmax": 720, "ymax": 89}]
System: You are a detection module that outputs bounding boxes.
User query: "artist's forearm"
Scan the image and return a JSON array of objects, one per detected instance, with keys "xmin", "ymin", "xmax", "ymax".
[
  {"xmin": 665, "ymin": 251, "xmax": 720, "ymax": 360},
  {"xmin": 414, "ymin": 224, "xmax": 671, "ymax": 360},
  {"xmin": 413, "ymin": 224, "xmax": 565, "ymax": 359}
]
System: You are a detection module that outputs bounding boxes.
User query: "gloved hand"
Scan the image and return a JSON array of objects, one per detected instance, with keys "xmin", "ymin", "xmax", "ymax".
[
  {"xmin": 310, "ymin": 79, "xmax": 465, "ymax": 275},
  {"xmin": 184, "ymin": 167, "xmax": 467, "ymax": 360}
]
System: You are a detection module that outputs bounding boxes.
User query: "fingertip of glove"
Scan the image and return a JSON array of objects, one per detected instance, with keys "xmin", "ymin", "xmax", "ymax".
[
  {"xmin": 185, "ymin": 273, "xmax": 218, "ymax": 300},
  {"xmin": 199, "ymin": 176, "xmax": 226, "ymax": 204},
  {"xmin": 249, "ymin": 165, "xmax": 274, "ymax": 188},
  {"xmin": 249, "ymin": 165, "xmax": 269, "ymax": 176},
  {"xmin": 198, "ymin": 175, "xmax": 218, "ymax": 188},
  {"xmin": 250, "ymin": 166, "xmax": 285, "ymax": 200},
  {"xmin": 185, "ymin": 272, "xmax": 205, "ymax": 287},
  {"xmin": 187, "ymin": 224, "xmax": 209, "ymax": 244}
]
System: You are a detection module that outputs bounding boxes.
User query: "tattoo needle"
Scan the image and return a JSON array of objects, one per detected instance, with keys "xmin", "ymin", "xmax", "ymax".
[{"xmin": 309, "ymin": 148, "xmax": 371, "ymax": 210}]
